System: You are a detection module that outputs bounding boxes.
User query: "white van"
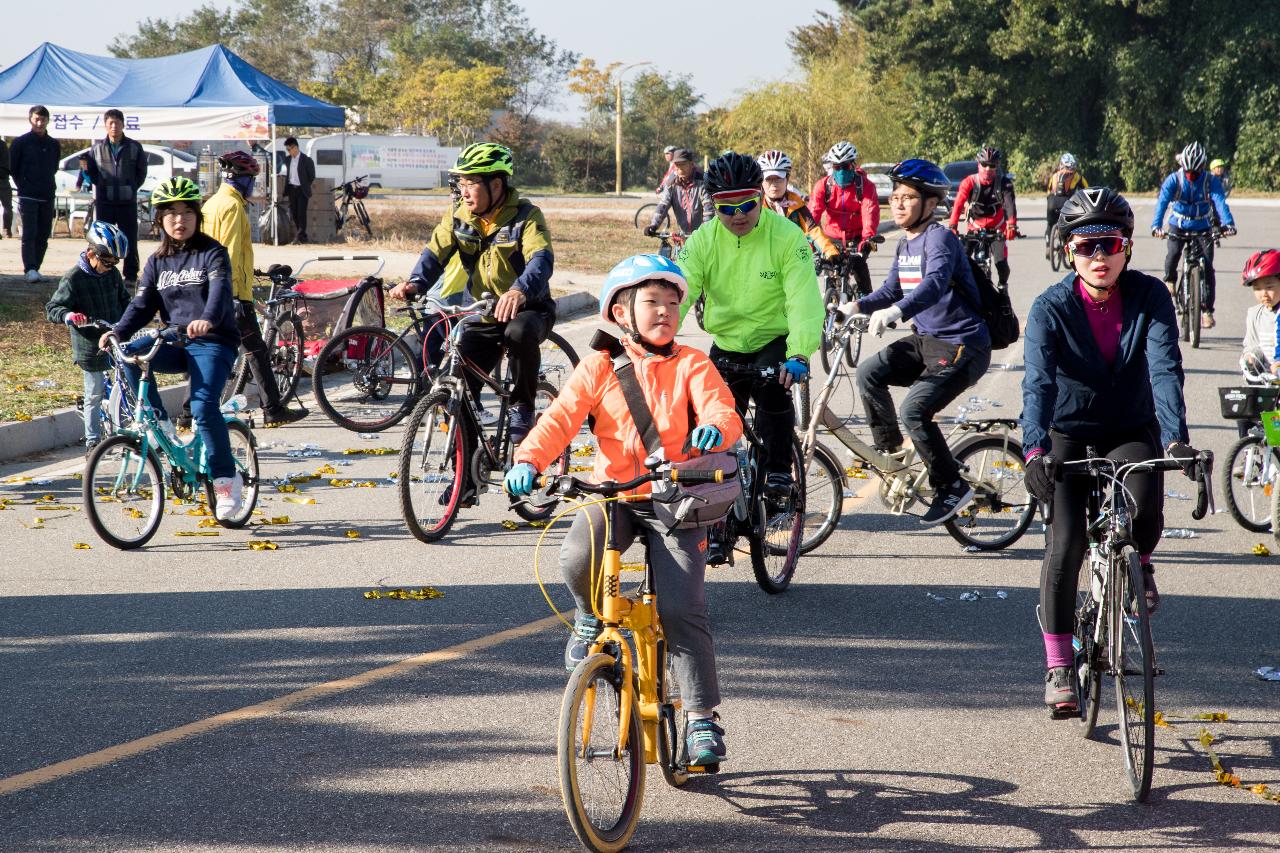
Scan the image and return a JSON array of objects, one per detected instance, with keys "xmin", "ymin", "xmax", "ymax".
[
  {"xmin": 291, "ymin": 134, "xmax": 462, "ymax": 190},
  {"xmin": 55, "ymin": 144, "xmax": 197, "ymax": 195}
]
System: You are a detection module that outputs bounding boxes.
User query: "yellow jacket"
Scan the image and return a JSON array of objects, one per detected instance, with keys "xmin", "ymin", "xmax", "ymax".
[
  {"xmin": 1047, "ymin": 169, "xmax": 1088, "ymax": 198},
  {"xmin": 201, "ymin": 182, "xmax": 254, "ymax": 301},
  {"xmin": 766, "ymin": 190, "xmax": 838, "ymax": 259}
]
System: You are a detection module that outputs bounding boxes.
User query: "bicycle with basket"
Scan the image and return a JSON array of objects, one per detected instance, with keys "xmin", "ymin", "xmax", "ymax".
[{"xmin": 1218, "ymin": 366, "xmax": 1280, "ymax": 535}]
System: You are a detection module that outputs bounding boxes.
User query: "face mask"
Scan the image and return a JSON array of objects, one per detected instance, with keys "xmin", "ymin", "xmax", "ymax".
[
  {"xmin": 228, "ymin": 174, "xmax": 255, "ymax": 197},
  {"xmin": 832, "ymin": 167, "xmax": 855, "ymax": 188}
]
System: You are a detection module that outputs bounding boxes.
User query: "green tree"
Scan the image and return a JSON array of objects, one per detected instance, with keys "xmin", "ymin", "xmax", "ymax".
[
  {"xmin": 393, "ymin": 60, "xmax": 512, "ymax": 145},
  {"xmin": 623, "ymin": 71, "xmax": 701, "ymax": 188}
]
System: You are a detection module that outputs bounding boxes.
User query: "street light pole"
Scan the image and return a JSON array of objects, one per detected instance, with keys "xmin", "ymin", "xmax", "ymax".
[{"xmin": 614, "ymin": 61, "xmax": 652, "ymax": 196}]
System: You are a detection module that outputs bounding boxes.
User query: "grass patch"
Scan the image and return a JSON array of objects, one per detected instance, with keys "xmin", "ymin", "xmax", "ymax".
[{"xmin": 0, "ymin": 285, "xmax": 85, "ymax": 422}]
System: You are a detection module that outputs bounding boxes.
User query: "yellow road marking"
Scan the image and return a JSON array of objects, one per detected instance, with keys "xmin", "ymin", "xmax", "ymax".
[{"xmin": 0, "ymin": 613, "xmax": 564, "ymax": 796}]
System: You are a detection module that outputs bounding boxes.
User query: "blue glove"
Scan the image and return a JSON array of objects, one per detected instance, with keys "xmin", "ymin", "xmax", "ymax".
[
  {"xmin": 782, "ymin": 357, "xmax": 809, "ymax": 382},
  {"xmin": 689, "ymin": 424, "xmax": 723, "ymax": 452},
  {"xmin": 504, "ymin": 462, "xmax": 537, "ymax": 497}
]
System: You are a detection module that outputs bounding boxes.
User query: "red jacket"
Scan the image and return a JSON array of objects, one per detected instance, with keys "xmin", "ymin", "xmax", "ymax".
[
  {"xmin": 947, "ymin": 173, "xmax": 1018, "ymax": 231},
  {"xmin": 810, "ymin": 170, "xmax": 880, "ymax": 244}
]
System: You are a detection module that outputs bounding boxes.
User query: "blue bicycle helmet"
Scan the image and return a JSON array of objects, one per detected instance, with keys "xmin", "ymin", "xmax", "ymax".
[
  {"xmin": 86, "ymin": 220, "xmax": 129, "ymax": 260},
  {"xmin": 888, "ymin": 158, "xmax": 949, "ymax": 200},
  {"xmin": 598, "ymin": 254, "xmax": 688, "ymax": 323}
]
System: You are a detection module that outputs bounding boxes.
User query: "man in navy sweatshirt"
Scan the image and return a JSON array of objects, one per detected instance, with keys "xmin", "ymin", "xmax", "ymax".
[
  {"xmin": 10, "ymin": 105, "xmax": 61, "ymax": 282},
  {"xmin": 852, "ymin": 158, "xmax": 992, "ymax": 526}
]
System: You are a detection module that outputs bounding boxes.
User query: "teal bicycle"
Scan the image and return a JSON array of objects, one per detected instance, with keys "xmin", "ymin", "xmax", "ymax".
[{"xmin": 83, "ymin": 328, "xmax": 261, "ymax": 549}]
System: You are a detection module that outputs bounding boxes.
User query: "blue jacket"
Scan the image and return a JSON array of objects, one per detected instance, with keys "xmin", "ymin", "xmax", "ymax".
[
  {"xmin": 859, "ymin": 221, "xmax": 990, "ymax": 346},
  {"xmin": 1151, "ymin": 170, "xmax": 1233, "ymax": 232},
  {"xmin": 115, "ymin": 234, "xmax": 239, "ymax": 349},
  {"xmin": 1021, "ymin": 270, "xmax": 1188, "ymax": 455}
]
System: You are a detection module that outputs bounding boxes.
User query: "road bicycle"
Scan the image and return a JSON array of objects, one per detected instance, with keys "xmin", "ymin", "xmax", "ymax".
[
  {"xmin": 525, "ymin": 467, "xmax": 732, "ymax": 852},
  {"xmin": 1218, "ymin": 366, "xmax": 1280, "ymax": 533},
  {"xmin": 799, "ymin": 311, "xmax": 1036, "ymax": 551},
  {"xmin": 222, "ymin": 264, "xmax": 306, "ymax": 407},
  {"xmin": 1051, "ymin": 450, "xmax": 1213, "ymax": 802},
  {"xmin": 710, "ymin": 360, "xmax": 813, "ymax": 593},
  {"xmin": 83, "ymin": 328, "xmax": 260, "ymax": 549},
  {"xmin": 312, "ymin": 288, "xmax": 579, "ymax": 432},
  {"xmin": 398, "ymin": 296, "xmax": 577, "ymax": 540},
  {"xmin": 816, "ymin": 235, "xmax": 883, "ymax": 377},
  {"xmin": 1161, "ymin": 228, "xmax": 1222, "ymax": 349},
  {"xmin": 334, "ymin": 175, "xmax": 373, "ymax": 239}
]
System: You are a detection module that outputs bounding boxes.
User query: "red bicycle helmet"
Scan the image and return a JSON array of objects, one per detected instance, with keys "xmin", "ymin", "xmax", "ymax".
[
  {"xmin": 1243, "ymin": 249, "xmax": 1280, "ymax": 285},
  {"xmin": 218, "ymin": 150, "xmax": 260, "ymax": 176}
]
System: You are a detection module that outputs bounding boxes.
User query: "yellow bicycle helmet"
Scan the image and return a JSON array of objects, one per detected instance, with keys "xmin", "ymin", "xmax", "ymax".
[
  {"xmin": 450, "ymin": 142, "xmax": 514, "ymax": 177},
  {"xmin": 151, "ymin": 176, "xmax": 202, "ymax": 206}
]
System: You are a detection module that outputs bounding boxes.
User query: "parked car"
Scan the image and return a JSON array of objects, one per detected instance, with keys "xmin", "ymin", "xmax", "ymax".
[
  {"xmin": 862, "ymin": 163, "xmax": 896, "ymax": 201},
  {"xmin": 55, "ymin": 144, "xmax": 198, "ymax": 195}
]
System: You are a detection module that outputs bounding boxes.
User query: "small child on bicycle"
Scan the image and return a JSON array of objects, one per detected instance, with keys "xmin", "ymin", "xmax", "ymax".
[
  {"xmin": 45, "ymin": 221, "xmax": 132, "ymax": 455},
  {"xmin": 504, "ymin": 253, "xmax": 742, "ymax": 766},
  {"xmin": 1237, "ymin": 250, "xmax": 1280, "ymax": 437}
]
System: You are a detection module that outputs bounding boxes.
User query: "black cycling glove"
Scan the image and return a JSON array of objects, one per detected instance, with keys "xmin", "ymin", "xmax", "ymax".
[
  {"xmin": 1166, "ymin": 441, "xmax": 1198, "ymax": 479},
  {"xmin": 1025, "ymin": 454, "xmax": 1058, "ymax": 503}
]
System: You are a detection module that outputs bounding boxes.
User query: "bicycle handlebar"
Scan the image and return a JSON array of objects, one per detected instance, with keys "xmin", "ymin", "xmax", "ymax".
[
  {"xmin": 712, "ymin": 359, "xmax": 799, "ymax": 383},
  {"xmin": 418, "ymin": 294, "xmax": 495, "ymax": 316},
  {"xmin": 1041, "ymin": 451, "xmax": 1215, "ymax": 525},
  {"xmin": 101, "ymin": 326, "xmax": 187, "ymax": 365},
  {"xmin": 537, "ymin": 467, "xmax": 728, "ymax": 499}
]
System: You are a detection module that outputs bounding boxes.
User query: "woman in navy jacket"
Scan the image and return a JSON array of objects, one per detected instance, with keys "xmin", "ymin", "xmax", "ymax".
[{"xmin": 1020, "ymin": 187, "xmax": 1199, "ymax": 715}]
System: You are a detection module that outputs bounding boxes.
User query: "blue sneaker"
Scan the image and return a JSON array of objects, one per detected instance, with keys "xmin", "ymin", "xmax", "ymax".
[
  {"xmin": 508, "ymin": 404, "xmax": 535, "ymax": 444},
  {"xmin": 564, "ymin": 613, "xmax": 602, "ymax": 672},
  {"xmin": 685, "ymin": 715, "xmax": 727, "ymax": 765}
]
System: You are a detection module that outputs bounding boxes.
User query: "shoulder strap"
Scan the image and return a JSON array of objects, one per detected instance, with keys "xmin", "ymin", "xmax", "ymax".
[{"xmin": 612, "ymin": 353, "xmax": 663, "ymax": 456}]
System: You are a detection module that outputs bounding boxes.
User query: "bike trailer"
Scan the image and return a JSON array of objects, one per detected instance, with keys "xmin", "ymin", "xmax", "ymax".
[
  {"xmin": 287, "ymin": 255, "xmax": 387, "ymax": 360},
  {"xmin": 1219, "ymin": 386, "xmax": 1280, "ymax": 420}
]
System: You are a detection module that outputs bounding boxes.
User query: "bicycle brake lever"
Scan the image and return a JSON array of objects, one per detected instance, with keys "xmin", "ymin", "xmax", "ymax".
[{"xmin": 1191, "ymin": 453, "xmax": 1213, "ymax": 521}]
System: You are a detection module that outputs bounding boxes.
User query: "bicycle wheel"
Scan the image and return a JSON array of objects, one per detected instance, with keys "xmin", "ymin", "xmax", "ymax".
[
  {"xmin": 1050, "ymin": 229, "xmax": 1064, "ymax": 272},
  {"xmin": 794, "ymin": 381, "xmax": 811, "ymax": 432},
  {"xmin": 1074, "ymin": 554, "xmax": 1105, "ymax": 737},
  {"xmin": 83, "ymin": 435, "xmax": 165, "ymax": 549},
  {"xmin": 103, "ymin": 372, "xmax": 136, "ymax": 434},
  {"xmin": 1188, "ymin": 265, "xmax": 1202, "ymax": 349},
  {"xmin": 753, "ymin": 441, "xmax": 805, "ymax": 593},
  {"xmin": 202, "ymin": 420, "xmax": 259, "ymax": 529},
  {"xmin": 1177, "ymin": 273, "xmax": 1191, "ymax": 343},
  {"xmin": 558, "ymin": 653, "xmax": 645, "ymax": 852},
  {"xmin": 399, "ymin": 391, "xmax": 465, "ymax": 543},
  {"xmin": 843, "ymin": 324, "xmax": 862, "ymax": 370},
  {"xmin": 538, "ymin": 330, "xmax": 580, "ymax": 397},
  {"xmin": 944, "ymin": 436, "xmax": 1036, "ymax": 550},
  {"xmin": 799, "ymin": 441, "xmax": 843, "ymax": 554},
  {"xmin": 312, "ymin": 325, "xmax": 420, "ymax": 432},
  {"xmin": 511, "ymin": 381, "xmax": 570, "ymax": 523},
  {"xmin": 1112, "ymin": 545, "xmax": 1155, "ymax": 801},
  {"xmin": 818, "ymin": 285, "xmax": 841, "ymax": 375},
  {"xmin": 633, "ymin": 201, "xmax": 662, "ymax": 230},
  {"xmin": 222, "ymin": 351, "xmax": 250, "ymax": 404},
  {"xmin": 1222, "ymin": 434, "xmax": 1272, "ymax": 533},
  {"xmin": 657, "ymin": 649, "xmax": 688, "ymax": 789},
  {"xmin": 356, "ymin": 201, "xmax": 373, "ymax": 238},
  {"xmin": 269, "ymin": 313, "xmax": 305, "ymax": 405}
]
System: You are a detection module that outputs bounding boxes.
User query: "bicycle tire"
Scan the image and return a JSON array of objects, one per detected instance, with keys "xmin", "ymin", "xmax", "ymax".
[
  {"xmin": 1074, "ymin": 553, "xmax": 1105, "ymax": 737},
  {"xmin": 1050, "ymin": 229, "xmax": 1064, "ymax": 272},
  {"xmin": 202, "ymin": 420, "xmax": 260, "ymax": 529},
  {"xmin": 657, "ymin": 650, "xmax": 688, "ymax": 789},
  {"xmin": 818, "ymin": 283, "xmax": 840, "ymax": 375},
  {"xmin": 104, "ymin": 371, "xmax": 137, "ymax": 434},
  {"xmin": 1189, "ymin": 264, "xmax": 1202, "ymax": 348},
  {"xmin": 1177, "ymin": 272, "xmax": 1191, "ymax": 343},
  {"xmin": 312, "ymin": 325, "xmax": 421, "ymax": 432},
  {"xmin": 83, "ymin": 435, "xmax": 165, "ymax": 549},
  {"xmin": 538, "ymin": 330, "xmax": 580, "ymax": 396},
  {"xmin": 843, "ymin": 321, "xmax": 861, "ymax": 369},
  {"xmin": 269, "ymin": 313, "xmax": 306, "ymax": 405},
  {"xmin": 795, "ymin": 381, "xmax": 811, "ymax": 432},
  {"xmin": 1112, "ymin": 545, "xmax": 1155, "ymax": 801},
  {"xmin": 399, "ymin": 391, "xmax": 466, "ymax": 543},
  {"xmin": 223, "ymin": 351, "xmax": 250, "ymax": 404},
  {"xmin": 633, "ymin": 202, "xmax": 662, "ymax": 230},
  {"xmin": 752, "ymin": 439, "xmax": 806, "ymax": 593},
  {"xmin": 356, "ymin": 201, "xmax": 373, "ymax": 238},
  {"xmin": 558, "ymin": 653, "xmax": 645, "ymax": 852},
  {"xmin": 799, "ymin": 441, "xmax": 843, "ymax": 554},
  {"xmin": 1270, "ymin": 467, "xmax": 1280, "ymax": 548},
  {"xmin": 1222, "ymin": 434, "xmax": 1272, "ymax": 533},
  {"xmin": 944, "ymin": 435, "xmax": 1036, "ymax": 550},
  {"xmin": 511, "ymin": 381, "xmax": 571, "ymax": 522}
]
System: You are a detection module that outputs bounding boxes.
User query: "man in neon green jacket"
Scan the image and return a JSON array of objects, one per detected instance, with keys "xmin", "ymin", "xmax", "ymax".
[{"xmin": 677, "ymin": 151, "xmax": 823, "ymax": 550}]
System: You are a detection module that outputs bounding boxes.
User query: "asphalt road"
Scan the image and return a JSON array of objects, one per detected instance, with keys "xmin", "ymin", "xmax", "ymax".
[{"xmin": 2, "ymin": 203, "xmax": 1278, "ymax": 852}]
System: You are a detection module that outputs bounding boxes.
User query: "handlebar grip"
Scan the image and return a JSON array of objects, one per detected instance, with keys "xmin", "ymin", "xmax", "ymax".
[
  {"xmin": 669, "ymin": 469, "xmax": 727, "ymax": 485},
  {"xmin": 1039, "ymin": 498, "xmax": 1053, "ymax": 526},
  {"xmin": 1191, "ymin": 451, "xmax": 1214, "ymax": 521}
]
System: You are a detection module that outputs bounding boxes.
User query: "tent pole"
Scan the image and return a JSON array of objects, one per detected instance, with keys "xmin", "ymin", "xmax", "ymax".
[{"xmin": 270, "ymin": 124, "xmax": 278, "ymax": 246}]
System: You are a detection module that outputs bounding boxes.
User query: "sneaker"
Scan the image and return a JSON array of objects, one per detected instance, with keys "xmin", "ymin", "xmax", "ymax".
[
  {"xmin": 263, "ymin": 405, "xmax": 308, "ymax": 426},
  {"xmin": 564, "ymin": 613, "xmax": 602, "ymax": 672},
  {"xmin": 919, "ymin": 479, "xmax": 975, "ymax": 526},
  {"xmin": 157, "ymin": 418, "xmax": 184, "ymax": 446},
  {"xmin": 84, "ymin": 439, "xmax": 99, "ymax": 458},
  {"xmin": 508, "ymin": 404, "xmax": 535, "ymax": 444},
  {"xmin": 685, "ymin": 715, "xmax": 727, "ymax": 765},
  {"xmin": 175, "ymin": 413, "xmax": 193, "ymax": 431},
  {"xmin": 1044, "ymin": 666, "xmax": 1079, "ymax": 713},
  {"xmin": 25, "ymin": 269, "xmax": 40, "ymax": 283},
  {"xmin": 476, "ymin": 407, "xmax": 498, "ymax": 427},
  {"xmin": 1201, "ymin": 311, "xmax": 1215, "ymax": 329},
  {"xmin": 1142, "ymin": 564, "xmax": 1160, "ymax": 615},
  {"xmin": 213, "ymin": 473, "xmax": 244, "ymax": 521},
  {"xmin": 764, "ymin": 471, "xmax": 793, "ymax": 499},
  {"xmin": 438, "ymin": 482, "xmax": 478, "ymax": 509},
  {"xmin": 1164, "ymin": 278, "xmax": 1176, "ymax": 296}
]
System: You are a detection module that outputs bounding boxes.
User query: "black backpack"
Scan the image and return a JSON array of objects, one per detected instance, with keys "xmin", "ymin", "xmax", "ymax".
[{"xmin": 955, "ymin": 254, "xmax": 1020, "ymax": 349}]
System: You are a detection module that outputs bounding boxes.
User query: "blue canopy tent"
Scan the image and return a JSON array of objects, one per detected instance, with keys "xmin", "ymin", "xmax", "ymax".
[{"xmin": 0, "ymin": 42, "xmax": 345, "ymax": 242}]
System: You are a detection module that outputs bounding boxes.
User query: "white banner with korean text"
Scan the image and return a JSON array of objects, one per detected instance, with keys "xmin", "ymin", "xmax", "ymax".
[{"xmin": 0, "ymin": 105, "xmax": 271, "ymax": 140}]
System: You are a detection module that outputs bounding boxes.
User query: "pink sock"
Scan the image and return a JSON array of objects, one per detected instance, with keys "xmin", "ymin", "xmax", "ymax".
[
  {"xmin": 1043, "ymin": 632, "xmax": 1073, "ymax": 669},
  {"xmin": 1141, "ymin": 553, "xmax": 1153, "ymax": 567}
]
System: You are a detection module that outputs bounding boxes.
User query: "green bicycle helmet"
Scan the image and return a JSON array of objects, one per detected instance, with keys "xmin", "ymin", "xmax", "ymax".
[
  {"xmin": 450, "ymin": 142, "xmax": 514, "ymax": 177},
  {"xmin": 151, "ymin": 177, "xmax": 202, "ymax": 206}
]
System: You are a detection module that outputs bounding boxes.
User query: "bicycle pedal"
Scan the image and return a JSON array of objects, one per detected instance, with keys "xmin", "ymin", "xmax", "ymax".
[
  {"xmin": 686, "ymin": 762, "xmax": 720, "ymax": 774},
  {"xmin": 1049, "ymin": 704, "xmax": 1078, "ymax": 720}
]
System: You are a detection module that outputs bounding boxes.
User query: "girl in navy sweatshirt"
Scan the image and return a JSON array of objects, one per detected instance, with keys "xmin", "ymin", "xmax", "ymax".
[{"xmin": 104, "ymin": 178, "xmax": 243, "ymax": 521}]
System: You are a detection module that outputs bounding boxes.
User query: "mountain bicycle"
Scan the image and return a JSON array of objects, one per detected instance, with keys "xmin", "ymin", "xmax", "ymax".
[
  {"xmin": 222, "ymin": 264, "xmax": 305, "ymax": 407},
  {"xmin": 963, "ymin": 228, "xmax": 1003, "ymax": 284},
  {"xmin": 312, "ymin": 288, "xmax": 579, "ymax": 432},
  {"xmin": 397, "ymin": 296, "xmax": 577, "ymax": 540},
  {"xmin": 817, "ymin": 235, "xmax": 883, "ymax": 377},
  {"xmin": 1051, "ymin": 450, "xmax": 1213, "ymax": 802},
  {"xmin": 1045, "ymin": 209, "xmax": 1066, "ymax": 272},
  {"xmin": 524, "ymin": 467, "xmax": 732, "ymax": 852},
  {"xmin": 633, "ymin": 201, "xmax": 671, "ymax": 232},
  {"xmin": 1161, "ymin": 228, "xmax": 1222, "ymax": 349},
  {"xmin": 710, "ymin": 360, "xmax": 811, "ymax": 593},
  {"xmin": 83, "ymin": 328, "xmax": 260, "ymax": 549},
  {"xmin": 799, "ymin": 311, "xmax": 1036, "ymax": 551},
  {"xmin": 334, "ymin": 175, "xmax": 373, "ymax": 240}
]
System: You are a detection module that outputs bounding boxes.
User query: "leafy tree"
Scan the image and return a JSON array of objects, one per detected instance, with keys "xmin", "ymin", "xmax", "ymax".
[
  {"xmin": 393, "ymin": 60, "xmax": 512, "ymax": 145},
  {"xmin": 623, "ymin": 71, "xmax": 701, "ymax": 188}
]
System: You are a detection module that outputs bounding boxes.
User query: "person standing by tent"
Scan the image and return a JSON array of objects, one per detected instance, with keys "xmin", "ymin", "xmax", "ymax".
[
  {"xmin": 281, "ymin": 137, "xmax": 314, "ymax": 244},
  {"xmin": 10, "ymin": 105, "xmax": 60, "ymax": 282},
  {"xmin": 82, "ymin": 109, "xmax": 148, "ymax": 282}
]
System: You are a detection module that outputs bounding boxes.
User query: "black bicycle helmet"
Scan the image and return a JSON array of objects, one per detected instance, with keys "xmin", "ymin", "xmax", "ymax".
[
  {"xmin": 976, "ymin": 145, "xmax": 1002, "ymax": 166},
  {"xmin": 888, "ymin": 158, "xmax": 949, "ymax": 200},
  {"xmin": 1055, "ymin": 187, "xmax": 1135, "ymax": 238},
  {"xmin": 704, "ymin": 151, "xmax": 763, "ymax": 195}
]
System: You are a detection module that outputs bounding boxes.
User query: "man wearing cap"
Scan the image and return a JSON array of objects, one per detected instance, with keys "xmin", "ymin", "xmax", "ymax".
[{"xmin": 645, "ymin": 149, "xmax": 714, "ymax": 239}]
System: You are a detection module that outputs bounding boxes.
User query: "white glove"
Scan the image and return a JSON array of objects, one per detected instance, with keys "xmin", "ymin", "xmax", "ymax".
[{"xmin": 869, "ymin": 305, "xmax": 903, "ymax": 337}]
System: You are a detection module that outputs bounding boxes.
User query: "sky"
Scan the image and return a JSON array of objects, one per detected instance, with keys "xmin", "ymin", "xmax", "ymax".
[{"xmin": 2, "ymin": 0, "xmax": 840, "ymax": 120}]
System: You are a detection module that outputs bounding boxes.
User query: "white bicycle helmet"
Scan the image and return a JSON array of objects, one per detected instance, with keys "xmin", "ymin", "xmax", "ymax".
[
  {"xmin": 825, "ymin": 141, "xmax": 858, "ymax": 166},
  {"xmin": 757, "ymin": 149, "xmax": 792, "ymax": 178},
  {"xmin": 1178, "ymin": 141, "xmax": 1207, "ymax": 172},
  {"xmin": 1059, "ymin": 152, "xmax": 1079, "ymax": 170}
]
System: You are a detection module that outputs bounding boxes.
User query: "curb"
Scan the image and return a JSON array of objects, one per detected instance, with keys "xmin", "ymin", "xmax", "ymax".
[{"xmin": 0, "ymin": 289, "xmax": 599, "ymax": 464}]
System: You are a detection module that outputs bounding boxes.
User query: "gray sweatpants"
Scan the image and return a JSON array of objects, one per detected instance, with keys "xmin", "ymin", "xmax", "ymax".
[{"xmin": 561, "ymin": 501, "xmax": 720, "ymax": 711}]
